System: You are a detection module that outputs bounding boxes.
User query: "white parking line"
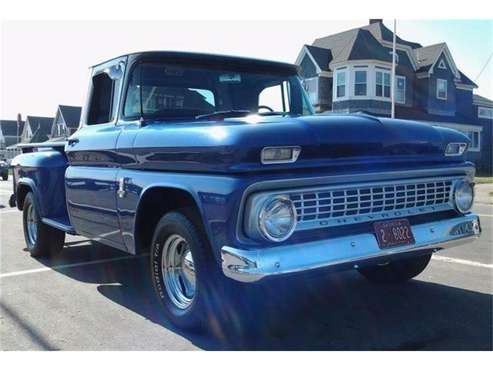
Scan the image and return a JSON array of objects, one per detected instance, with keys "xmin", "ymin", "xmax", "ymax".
[
  {"xmin": 478, "ymin": 213, "xmax": 493, "ymax": 218},
  {"xmin": 0, "ymin": 210, "xmax": 19, "ymax": 214},
  {"xmin": 432, "ymin": 255, "xmax": 493, "ymax": 269},
  {"xmin": 0, "ymin": 254, "xmax": 148, "ymax": 279}
]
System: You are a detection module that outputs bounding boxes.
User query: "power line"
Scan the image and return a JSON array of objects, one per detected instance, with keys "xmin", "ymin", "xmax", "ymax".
[{"xmin": 474, "ymin": 51, "xmax": 493, "ymax": 82}]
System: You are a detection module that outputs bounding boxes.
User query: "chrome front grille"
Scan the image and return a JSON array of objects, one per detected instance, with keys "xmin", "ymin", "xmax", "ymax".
[{"xmin": 289, "ymin": 178, "xmax": 456, "ymax": 230}]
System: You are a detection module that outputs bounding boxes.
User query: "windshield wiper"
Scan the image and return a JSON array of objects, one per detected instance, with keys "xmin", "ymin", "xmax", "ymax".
[
  {"xmin": 195, "ymin": 110, "xmax": 252, "ymax": 120},
  {"xmin": 257, "ymin": 111, "xmax": 291, "ymax": 116}
]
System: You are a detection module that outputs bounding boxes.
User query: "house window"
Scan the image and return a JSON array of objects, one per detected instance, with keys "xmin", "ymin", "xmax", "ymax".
[
  {"xmin": 354, "ymin": 70, "xmax": 367, "ymax": 96},
  {"xmin": 376, "ymin": 70, "xmax": 390, "ymax": 98},
  {"xmin": 335, "ymin": 69, "xmax": 347, "ymax": 98},
  {"xmin": 436, "ymin": 79, "xmax": 447, "ymax": 100},
  {"xmin": 478, "ymin": 107, "xmax": 493, "ymax": 120},
  {"xmin": 438, "ymin": 59, "xmax": 447, "ymax": 69},
  {"xmin": 464, "ymin": 130, "xmax": 481, "ymax": 152},
  {"xmin": 395, "ymin": 76, "xmax": 406, "ymax": 104}
]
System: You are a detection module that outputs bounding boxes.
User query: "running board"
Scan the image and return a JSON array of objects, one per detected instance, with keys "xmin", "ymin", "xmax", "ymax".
[{"xmin": 41, "ymin": 217, "xmax": 76, "ymax": 235}]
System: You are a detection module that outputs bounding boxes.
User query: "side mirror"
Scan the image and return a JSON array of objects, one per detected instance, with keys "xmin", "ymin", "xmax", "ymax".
[{"xmin": 104, "ymin": 63, "xmax": 124, "ymax": 80}]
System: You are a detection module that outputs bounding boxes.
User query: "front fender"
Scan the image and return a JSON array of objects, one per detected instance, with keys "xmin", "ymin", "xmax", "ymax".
[{"xmin": 117, "ymin": 169, "xmax": 244, "ymax": 259}]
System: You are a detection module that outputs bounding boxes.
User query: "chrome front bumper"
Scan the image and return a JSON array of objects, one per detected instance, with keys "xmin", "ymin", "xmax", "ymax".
[{"xmin": 221, "ymin": 214, "xmax": 481, "ymax": 283}]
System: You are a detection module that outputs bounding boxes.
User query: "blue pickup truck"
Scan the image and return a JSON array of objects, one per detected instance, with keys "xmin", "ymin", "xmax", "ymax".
[{"xmin": 10, "ymin": 51, "xmax": 481, "ymax": 332}]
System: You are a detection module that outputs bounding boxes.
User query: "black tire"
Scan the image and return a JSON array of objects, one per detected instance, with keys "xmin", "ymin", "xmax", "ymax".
[
  {"xmin": 22, "ymin": 192, "xmax": 65, "ymax": 257},
  {"xmin": 1, "ymin": 173, "xmax": 7, "ymax": 181},
  {"xmin": 358, "ymin": 253, "xmax": 432, "ymax": 284},
  {"xmin": 150, "ymin": 209, "xmax": 254, "ymax": 336}
]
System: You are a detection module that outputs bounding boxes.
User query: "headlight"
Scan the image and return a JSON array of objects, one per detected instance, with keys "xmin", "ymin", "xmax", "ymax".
[
  {"xmin": 258, "ymin": 196, "xmax": 297, "ymax": 242},
  {"xmin": 453, "ymin": 180, "xmax": 474, "ymax": 213}
]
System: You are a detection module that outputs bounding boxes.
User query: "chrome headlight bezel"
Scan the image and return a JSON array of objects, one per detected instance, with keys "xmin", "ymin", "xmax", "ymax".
[
  {"xmin": 245, "ymin": 193, "xmax": 297, "ymax": 242},
  {"xmin": 258, "ymin": 195, "xmax": 297, "ymax": 242},
  {"xmin": 453, "ymin": 179, "xmax": 474, "ymax": 214}
]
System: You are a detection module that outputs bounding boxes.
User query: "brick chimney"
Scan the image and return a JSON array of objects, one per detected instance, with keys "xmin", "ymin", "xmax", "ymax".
[{"xmin": 369, "ymin": 19, "xmax": 382, "ymax": 24}]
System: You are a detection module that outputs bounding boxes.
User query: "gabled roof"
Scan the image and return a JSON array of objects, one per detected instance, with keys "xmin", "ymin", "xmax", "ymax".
[
  {"xmin": 0, "ymin": 120, "xmax": 25, "ymax": 136},
  {"xmin": 414, "ymin": 43, "xmax": 477, "ymax": 87},
  {"xmin": 310, "ymin": 21, "xmax": 421, "ymax": 71},
  {"xmin": 58, "ymin": 105, "xmax": 82, "ymax": 129},
  {"xmin": 304, "ymin": 45, "xmax": 332, "ymax": 71},
  {"xmin": 25, "ymin": 116, "xmax": 54, "ymax": 143},
  {"xmin": 458, "ymin": 71, "xmax": 478, "ymax": 88},
  {"xmin": 360, "ymin": 21, "xmax": 422, "ymax": 49},
  {"xmin": 313, "ymin": 28, "xmax": 359, "ymax": 65},
  {"xmin": 473, "ymin": 94, "xmax": 493, "ymax": 107},
  {"xmin": 415, "ymin": 43, "xmax": 445, "ymax": 72}
]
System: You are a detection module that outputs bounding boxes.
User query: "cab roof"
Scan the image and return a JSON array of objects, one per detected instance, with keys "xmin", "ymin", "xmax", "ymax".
[{"xmin": 91, "ymin": 51, "xmax": 299, "ymax": 74}]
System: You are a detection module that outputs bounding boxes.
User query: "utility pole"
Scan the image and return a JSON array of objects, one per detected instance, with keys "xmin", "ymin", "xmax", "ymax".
[
  {"xmin": 391, "ymin": 19, "xmax": 397, "ymax": 119},
  {"xmin": 16, "ymin": 113, "xmax": 22, "ymax": 143}
]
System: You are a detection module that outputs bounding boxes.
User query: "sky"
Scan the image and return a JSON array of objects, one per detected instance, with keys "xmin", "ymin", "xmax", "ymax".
[{"xmin": 1, "ymin": 19, "xmax": 492, "ymax": 119}]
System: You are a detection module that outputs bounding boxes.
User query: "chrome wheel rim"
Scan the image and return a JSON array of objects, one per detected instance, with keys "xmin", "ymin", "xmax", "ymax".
[
  {"xmin": 26, "ymin": 203, "xmax": 37, "ymax": 246},
  {"xmin": 161, "ymin": 234, "xmax": 196, "ymax": 310}
]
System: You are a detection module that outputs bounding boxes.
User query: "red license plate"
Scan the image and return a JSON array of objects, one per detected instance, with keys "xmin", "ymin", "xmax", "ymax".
[{"xmin": 373, "ymin": 219, "xmax": 415, "ymax": 249}]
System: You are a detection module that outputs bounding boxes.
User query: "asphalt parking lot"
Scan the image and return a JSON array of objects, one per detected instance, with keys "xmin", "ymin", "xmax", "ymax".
[{"xmin": 0, "ymin": 177, "xmax": 492, "ymax": 350}]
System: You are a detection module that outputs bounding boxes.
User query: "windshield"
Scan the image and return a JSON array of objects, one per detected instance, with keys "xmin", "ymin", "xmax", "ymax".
[{"xmin": 123, "ymin": 62, "xmax": 314, "ymax": 120}]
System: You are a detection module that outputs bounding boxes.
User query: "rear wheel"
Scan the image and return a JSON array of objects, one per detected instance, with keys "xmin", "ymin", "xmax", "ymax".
[
  {"xmin": 22, "ymin": 192, "xmax": 65, "ymax": 257},
  {"xmin": 358, "ymin": 253, "xmax": 432, "ymax": 283}
]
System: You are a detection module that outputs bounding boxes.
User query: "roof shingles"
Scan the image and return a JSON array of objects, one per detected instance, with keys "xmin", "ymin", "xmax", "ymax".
[{"xmin": 25, "ymin": 116, "xmax": 54, "ymax": 143}]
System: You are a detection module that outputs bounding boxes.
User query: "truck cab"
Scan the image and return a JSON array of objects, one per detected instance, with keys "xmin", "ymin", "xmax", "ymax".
[{"xmin": 10, "ymin": 51, "xmax": 481, "ymax": 333}]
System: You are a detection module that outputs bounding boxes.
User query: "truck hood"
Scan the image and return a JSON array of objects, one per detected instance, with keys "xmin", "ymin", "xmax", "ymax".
[{"xmin": 131, "ymin": 114, "xmax": 469, "ymax": 173}]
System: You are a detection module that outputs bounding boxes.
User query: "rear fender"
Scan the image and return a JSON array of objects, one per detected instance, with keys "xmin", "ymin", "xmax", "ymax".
[{"xmin": 12, "ymin": 150, "xmax": 68, "ymax": 218}]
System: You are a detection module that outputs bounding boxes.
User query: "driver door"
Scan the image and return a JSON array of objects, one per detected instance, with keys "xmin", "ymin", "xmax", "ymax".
[{"xmin": 65, "ymin": 57, "xmax": 127, "ymax": 250}]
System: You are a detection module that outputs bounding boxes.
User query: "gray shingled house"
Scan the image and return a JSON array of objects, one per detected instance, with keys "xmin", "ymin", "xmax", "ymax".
[
  {"xmin": 296, "ymin": 19, "xmax": 493, "ymax": 174},
  {"xmin": 21, "ymin": 116, "xmax": 54, "ymax": 143},
  {"xmin": 0, "ymin": 118, "xmax": 25, "ymax": 149},
  {"xmin": 50, "ymin": 105, "xmax": 82, "ymax": 139}
]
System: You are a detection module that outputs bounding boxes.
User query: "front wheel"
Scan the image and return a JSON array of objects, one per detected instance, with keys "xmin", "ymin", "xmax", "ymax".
[
  {"xmin": 150, "ymin": 210, "xmax": 223, "ymax": 331},
  {"xmin": 358, "ymin": 253, "xmax": 432, "ymax": 284},
  {"xmin": 22, "ymin": 192, "xmax": 65, "ymax": 257}
]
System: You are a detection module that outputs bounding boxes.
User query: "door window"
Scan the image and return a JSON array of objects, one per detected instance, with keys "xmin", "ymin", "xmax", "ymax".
[{"xmin": 87, "ymin": 73, "xmax": 115, "ymax": 124}]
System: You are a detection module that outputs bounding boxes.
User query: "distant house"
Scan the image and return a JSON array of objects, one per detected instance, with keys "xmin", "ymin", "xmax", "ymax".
[
  {"xmin": 51, "ymin": 105, "xmax": 82, "ymax": 139},
  {"xmin": 296, "ymin": 19, "xmax": 493, "ymax": 175},
  {"xmin": 21, "ymin": 116, "xmax": 54, "ymax": 143},
  {"xmin": 0, "ymin": 118, "xmax": 25, "ymax": 148}
]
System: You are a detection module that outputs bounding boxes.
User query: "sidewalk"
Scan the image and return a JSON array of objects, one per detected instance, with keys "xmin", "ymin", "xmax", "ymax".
[{"xmin": 475, "ymin": 183, "xmax": 493, "ymax": 205}]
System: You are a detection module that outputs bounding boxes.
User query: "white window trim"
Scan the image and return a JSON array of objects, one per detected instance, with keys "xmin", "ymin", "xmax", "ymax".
[
  {"xmin": 466, "ymin": 130, "xmax": 481, "ymax": 152},
  {"xmin": 478, "ymin": 106, "xmax": 493, "ymax": 120},
  {"xmin": 375, "ymin": 69, "xmax": 391, "ymax": 99},
  {"xmin": 353, "ymin": 68, "xmax": 368, "ymax": 97},
  {"xmin": 438, "ymin": 59, "xmax": 447, "ymax": 69},
  {"xmin": 436, "ymin": 78, "xmax": 448, "ymax": 100},
  {"xmin": 332, "ymin": 63, "xmax": 409, "ymax": 104},
  {"xmin": 334, "ymin": 68, "xmax": 348, "ymax": 101}
]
